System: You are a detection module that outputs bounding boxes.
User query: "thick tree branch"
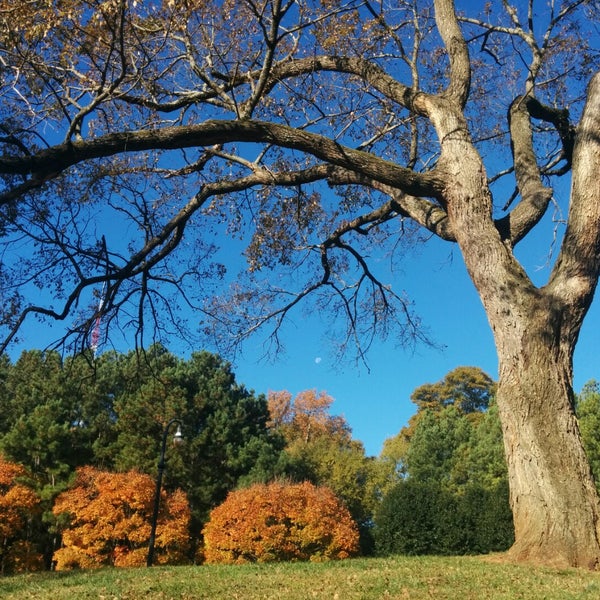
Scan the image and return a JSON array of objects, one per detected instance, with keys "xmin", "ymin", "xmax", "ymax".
[
  {"xmin": 434, "ymin": 0, "xmax": 470, "ymax": 107},
  {"xmin": 0, "ymin": 119, "xmax": 443, "ymax": 203},
  {"xmin": 326, "ymin": 169, "xmax": 454, "ymax": 241},
  {"xmin": 117, "ymin": 53, "xmax": 435, "ymax": 119},
  {"xmin": 496, "ymin": 95, "xmax": 553, "ymax": 244},
  {"xmin": 525, "ymin": 97, "xmax": 575, "ymax": 169},
  {"xmin": 497, "ymin": 95, "xmax": 576, "ymax": 245},
  {"xmin": 549, "ymin": 72, "xmax": 600, "ymax": 315}
]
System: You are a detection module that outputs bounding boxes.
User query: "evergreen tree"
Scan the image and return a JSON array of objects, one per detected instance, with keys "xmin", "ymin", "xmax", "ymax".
[
  {"xmin": 0, "ymin": 350, "xmax": 120, "ymax": 565},
  {"xmin": 404, "ymin": 405, "xmax": 474, "ymax": 489},
  {"xmin": 576, "ymin": 381, "xmax": 600, "ymax": 487},
  {"xmin": 104, "ymin": 346, "xmax": 285, "ymax": 551},
  {"xmin": 376, "ymin": 367, "xmax": 513, "ymax": 556}
]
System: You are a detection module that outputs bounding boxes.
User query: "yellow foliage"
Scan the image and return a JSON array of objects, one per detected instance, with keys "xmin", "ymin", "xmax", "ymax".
[
  {"xmin": 3, "ymin": 540, "xmax": 44, "ymax": 573},
  {"xmin": 0, "ymin": 456, "xmax": 42, "ymax": 572},
  {"xmin": 267, "ymin": 389, "xmax": 351, "ymax": 444}
]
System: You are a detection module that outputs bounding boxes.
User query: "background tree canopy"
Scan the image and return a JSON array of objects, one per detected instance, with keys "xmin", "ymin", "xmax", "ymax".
[
  {"xmin": 0, "ymin": 346, "xmax": 288, "ymax": 565},
  {"xmin": 0, "ymin": 350, "xmax": 525, "ymax": 569},
  {"xmin": 375, "ymin": 366, "xmax": 513, "ymax": 557},
  {"xmin": 4, "ymin": 350, "xmax": 600, "ymax": 570}
]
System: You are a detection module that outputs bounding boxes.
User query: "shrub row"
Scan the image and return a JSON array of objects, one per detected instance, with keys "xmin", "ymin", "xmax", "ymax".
[{"xmin": 374, "ymin": 479, "xmax": 514, "ymax": 556}]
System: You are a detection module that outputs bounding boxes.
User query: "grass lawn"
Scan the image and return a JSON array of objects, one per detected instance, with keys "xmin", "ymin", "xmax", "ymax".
[{"xmin": 2, "ymin": 555, "xmax": 600, "ymax": 599}]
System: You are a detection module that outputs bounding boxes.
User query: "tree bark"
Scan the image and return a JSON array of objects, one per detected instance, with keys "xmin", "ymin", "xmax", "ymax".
[
  {"xmin": 490, "ymin": 73, "xmax": 600, "ymax": 569},
  {"xmin": 493, "ymin": 304, "xmax": 600, "ymax": 568},
  {"xmin": 457, "ymin": 187, "xmax": 600, "ymax": 568}
]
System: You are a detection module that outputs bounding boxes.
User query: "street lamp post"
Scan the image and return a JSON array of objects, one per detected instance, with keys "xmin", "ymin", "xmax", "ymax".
[{"xmin": 146, "ymin": 418, "xmax": 183, "ymax": 567}]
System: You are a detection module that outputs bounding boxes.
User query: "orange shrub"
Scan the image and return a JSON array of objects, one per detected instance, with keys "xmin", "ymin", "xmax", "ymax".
[
  {"xmin": 0, "ymin": 457, "xmax": 43, "ymax": 573},
  {"xmin": 52, "ymin": 466, "xmax": 190, "ymax": 569},
  {"xmin": 202, "ymin": 481, "xmax": 359, "ymax": 564}
]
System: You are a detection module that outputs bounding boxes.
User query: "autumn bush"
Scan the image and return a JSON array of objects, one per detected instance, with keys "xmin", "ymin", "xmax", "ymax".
[
  {"xmin": 0, "ymin": 456, "xmax": 43, "ymax": 574},
  {"xmin": 202, "ymin": 481, "xmax": 359, "ymax": 564},
  {"xmin": 52, "ymin": 466, "xmax": 191, "ymax": 569}
]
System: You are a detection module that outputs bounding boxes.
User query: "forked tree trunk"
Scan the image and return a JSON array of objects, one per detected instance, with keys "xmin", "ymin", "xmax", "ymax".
[
  {"xmin": 490, "ymin": 74, "xmax": 600, "ymax": 568},
  {"xmin": 433, "ymin": 69, "xmax": 600, "ymax": 568}
]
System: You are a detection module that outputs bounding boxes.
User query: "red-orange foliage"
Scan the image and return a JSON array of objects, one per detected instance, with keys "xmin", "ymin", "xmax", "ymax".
[
  {"xmin": 0, "ymin": 456, "xmax": 43, "ymax": 573},
  {"xmin": 52, "ymin": 466, "xmax": 190, "ymax": 569},
  {"xmin": 202, "ymin": 481, "xmax": 359, "ymax": 564}
]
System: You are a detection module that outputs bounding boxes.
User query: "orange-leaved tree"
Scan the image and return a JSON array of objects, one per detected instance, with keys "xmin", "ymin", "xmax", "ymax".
[
  {"xmin": 267, "ymin": 389, "xmax": 385, "ymax": 553},
  {"xmin": 0, "ymin": 456, "xmax": 43, "ymax": 574},
  {"xmin": 202, "ymin": 481, "xmax": 359, "ymax": 564},
  {"xmin": 267, "ymin": 390, "xmax": 350, "ymax": 444},
  {"xmin": 52, "ymin": 466, "xmax": 190, "ymax": 569}
]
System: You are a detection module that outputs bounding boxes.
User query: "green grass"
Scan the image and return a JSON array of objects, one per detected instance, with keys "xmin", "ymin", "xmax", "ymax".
[{"xmin": 2, "ymin": 555, "xmax": 600, "ymax": 599}]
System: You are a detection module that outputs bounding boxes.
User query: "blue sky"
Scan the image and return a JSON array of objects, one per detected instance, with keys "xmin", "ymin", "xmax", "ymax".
[{"xmin": 230, "ymin": 236, "xmax": 498, "ymax": 456}]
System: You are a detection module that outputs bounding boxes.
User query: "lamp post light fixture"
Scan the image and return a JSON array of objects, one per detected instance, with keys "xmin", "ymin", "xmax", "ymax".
[{"xmin": 146, "ymin": 418, "xmax": 184, "ymax": 567}]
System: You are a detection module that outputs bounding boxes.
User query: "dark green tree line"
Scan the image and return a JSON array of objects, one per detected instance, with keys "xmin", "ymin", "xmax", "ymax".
[
  {"xmin": 577, "ymin": 381, "xmax": 600, "ymax": 490},
  {"xmin": 4, "ymin": 354, "xmax": 600, "ymax": 569}
]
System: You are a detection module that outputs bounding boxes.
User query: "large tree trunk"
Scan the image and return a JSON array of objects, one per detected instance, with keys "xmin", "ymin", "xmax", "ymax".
[
  {"xmin": 457, "ymin": 207, "xmax": 600, "ymax": 567},
  {"xmin": 490, "ymin": 73, "xmax": 600, "ymax": 568},
  {"xmin": 493, "ymin": 312, "xmax": 600, "ymax": 568},
  {"xmin": 466, "ymin": 229, "xmax": 600, "ymax": 568}
]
